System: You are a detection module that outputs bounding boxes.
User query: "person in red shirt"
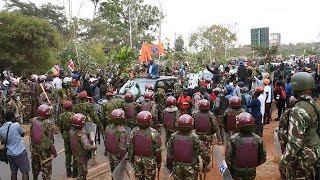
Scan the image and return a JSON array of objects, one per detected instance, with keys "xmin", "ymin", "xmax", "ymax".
[{"xmin": 177, "ymin": 90, "xmax": 192, "ymax": 115}]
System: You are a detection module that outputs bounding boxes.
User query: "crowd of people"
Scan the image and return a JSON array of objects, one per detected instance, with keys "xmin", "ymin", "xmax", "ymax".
[{"xmin": 0, "ymin": 58, "xmax": 320, "ymax": 180}]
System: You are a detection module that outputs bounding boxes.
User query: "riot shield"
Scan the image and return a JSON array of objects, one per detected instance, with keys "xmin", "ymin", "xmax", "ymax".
[
  {"xmin": 112, "ymin": 153, "xmax": 135, "ymax": 180},
  {"xmin": 273, "ymin": 127, "xmax": 282, "ymax": 162},
  {"xmin": 212, "ymin": 145, "xmax": 233, "ymax": 180},
  {"xmin": 85, "ymin": 122, "xmax": 97, "ymax": 159}
]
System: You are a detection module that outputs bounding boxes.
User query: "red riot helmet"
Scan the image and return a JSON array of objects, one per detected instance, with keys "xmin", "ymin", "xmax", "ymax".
[
  {"xmin": 176, "ymin": 114, "xmax": 194, "ymax": 132},
  {"xmin": 229, "ymin": 96, "xmax": 241, "ymax": 108},
  {"xmin": 72, "ymin": 113, "xmax": 86, "ymax": 128},
  {"xmin": 37, "ymin": 104, "xmax": 51, "ymax": 119}
]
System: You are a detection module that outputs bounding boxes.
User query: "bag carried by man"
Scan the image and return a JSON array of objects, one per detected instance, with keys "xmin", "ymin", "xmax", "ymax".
[{"xmin": 0, "ymin": 124, "xmax": 11, "ymax": 163}]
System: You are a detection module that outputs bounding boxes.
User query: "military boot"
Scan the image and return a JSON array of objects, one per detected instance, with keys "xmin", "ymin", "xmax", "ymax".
[
  {"xmin": 66, "ymin": 168, "xmax": 72, "ymax": 177},
  {"xmin": 72, "ymin": 168, "xmax": 78, "ymax": 178}
]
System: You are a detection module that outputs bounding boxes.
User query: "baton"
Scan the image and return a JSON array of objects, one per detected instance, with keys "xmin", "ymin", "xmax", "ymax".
[
  {"xmin": 41, "ymin": 149, "xmax": 65, "ymax": 165},
  {"xmin": 40, "ymin": 83, "xmax": 51, "ymax": 104}
]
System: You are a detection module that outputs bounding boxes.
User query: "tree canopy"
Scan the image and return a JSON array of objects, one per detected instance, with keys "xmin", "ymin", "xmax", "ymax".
[{"xmin": 0, "ymin": 12, "xmax": 61, "ymax": 74}]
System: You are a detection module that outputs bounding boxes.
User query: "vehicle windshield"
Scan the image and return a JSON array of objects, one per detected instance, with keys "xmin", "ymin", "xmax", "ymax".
[{"xmin": 119, "ymin": 79, "xmax": 155, "ymax": 96}]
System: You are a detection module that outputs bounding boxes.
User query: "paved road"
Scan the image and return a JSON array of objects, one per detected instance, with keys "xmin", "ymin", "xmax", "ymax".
[{"xmin": 0, "ymin": 133, "xmax": 108, "ymax": 180}]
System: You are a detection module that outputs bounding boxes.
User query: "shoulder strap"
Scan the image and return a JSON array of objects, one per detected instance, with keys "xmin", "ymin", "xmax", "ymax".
[
  {"xmin": 110, "ymin": 100, "xmax": 119, "ymax": 109},
  {"xmin": 5, "ymin": 123, "xmax": 12, "ymax": 148},
  {"xmin": 306, "ymin": 101, "xmax": 320, "ymax": 135}
]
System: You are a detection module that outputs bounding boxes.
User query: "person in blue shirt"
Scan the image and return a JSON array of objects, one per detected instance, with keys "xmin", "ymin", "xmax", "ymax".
[
  {"xmin": 143, "ymin": 59, "xmax": 160, "ymax": 79},
  {"xmin": 247, "ymin": 91, "xmax": 262, "ymax": 136},
  {"xmin": 0, "ymin": 111, "xmax": 30, "ymax": 180},
  {"xmin": 285, "ymin": 77, "xmax": 293, "ymax": 107}
]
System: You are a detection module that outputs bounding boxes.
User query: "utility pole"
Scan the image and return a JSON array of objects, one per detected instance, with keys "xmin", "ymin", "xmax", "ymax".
[
  {"xmin": 158, "ymin": 0, "xmax": 163, "ymax": 60},
  {"xmin": 129, "ymin": 0, "xmax": 133, "ymax": 49}
]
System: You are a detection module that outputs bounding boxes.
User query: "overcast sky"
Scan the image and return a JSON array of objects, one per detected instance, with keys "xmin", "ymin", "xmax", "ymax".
[{"xmin": 1, "ymin": 0, "xmax": 320, "ymax": 45}]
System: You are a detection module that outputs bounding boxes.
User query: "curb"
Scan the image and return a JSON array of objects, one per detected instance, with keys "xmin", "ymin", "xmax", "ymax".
[{"xmin": 87, "ymin": 162, "xmax": 110, "ymax": 180}]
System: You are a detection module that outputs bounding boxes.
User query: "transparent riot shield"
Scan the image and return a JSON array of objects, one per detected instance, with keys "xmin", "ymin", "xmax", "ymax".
[
  {"xmin": 112, "ymin": 153, "xmax": 135, "ymax": 180},
  {"xmin": 212, "ymin": 145, "xmax": 233, "ymax": 180},
  {"xmin": 273, "ymin": 127, "xmax": 282, "ymax": 164}
]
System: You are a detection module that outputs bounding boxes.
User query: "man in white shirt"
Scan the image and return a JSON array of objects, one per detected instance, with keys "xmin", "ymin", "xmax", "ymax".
[
  {"xmin": 263, "ymin": 79, "xmax": 272, "ymax": 124},
  {"xmin": 257, "ymin": 87, "xmax": 266, "ymax": 136},
  {"xmin": 52, "ymin": 75, "xmax": 62, "ymax": 90}
]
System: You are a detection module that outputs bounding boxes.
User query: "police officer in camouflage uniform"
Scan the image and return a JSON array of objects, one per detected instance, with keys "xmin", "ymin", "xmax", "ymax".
[
  {"xmin": 155, "ymin": 81, "xmax": 166, "ymax": 124},
  {"xmin": 166, "ymin": 114, "xmax": 210, "ymax": 180},
  {"xmin": 73, "ymin": 91, "xmax": 101, "ymax": 128},
  {"xmin": 223, "ymin": 96, "xmax": 246, "ymax": 142},
  {"xmin": 226, "ymin": 112, "xmax": 266, "ymax": 180},
  {"xmin": 30, "ymin": 104, "xmax": 57, "ymax": 180},
  {"xmin": 194, "ymin": 99, "xmax": 218, "ymax": 164},
  {"xmin": 124, "ymin": 92, "xmax": 140, "ymax": 129},
  {"xmin": 101, "ymin": 92, "xmax": 125, "ymax": 129},
  {"xmin": 69, "ymin": 113, "xmax": 97, "ymax": 180},
  {"xmin": 128, "ymin": 111, "xmax": 162, "ymax": 180},
  {"xmin": 104, "ymin": 109, "xmax": 131, "ymax": 172},
  {"xmin": 279, "ymin": 72, "xmax": 320, "ymax": 180},
  {"xmin": 213, "ymin": 87, "xmax": 228, "ymax": 145},
  {"xmin": 162, "ymin": 96, "xmax": 180, "ymax": 143},
  {"xmin": 57, "ymin": 100, "xmax": 77, "ymax": 178},
  {"xmin": 140, "ymin": 92, "xmax": 159, "ymax": 130},
  {"xmin": 29, "ymin": 74, "xmax": 40, "ymax": 117},
  {"xmin": 73, "ymin": 90, "xmax": 102, "ymax": 165},
  {"xmin": 18, "ymin": 76, "xmax": 31, "ymax": 120}
]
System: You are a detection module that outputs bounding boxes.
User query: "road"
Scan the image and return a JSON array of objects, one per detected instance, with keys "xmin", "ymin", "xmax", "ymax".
[
  {"xmin": 0, "ymin": 133, "xmax": 109, "ymax": 180},
  {"xmin": 0, "ymin": 106, "xmax": 282, "ymax": 180}
]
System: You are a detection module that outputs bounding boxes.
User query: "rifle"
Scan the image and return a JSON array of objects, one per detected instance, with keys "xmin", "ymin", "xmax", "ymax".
[{"xmin": 157, "ymin": 166, "xmax": 160, "ymax": 180}]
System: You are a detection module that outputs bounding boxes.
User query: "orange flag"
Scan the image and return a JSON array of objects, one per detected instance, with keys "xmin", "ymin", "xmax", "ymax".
[{"xmin": 138, "ymin": 43, "xmax": 166, "ymax": 63}]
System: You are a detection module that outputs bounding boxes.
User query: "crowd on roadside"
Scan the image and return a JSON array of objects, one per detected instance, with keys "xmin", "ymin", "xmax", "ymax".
[{"xmin": 0, "ymin": 57, "xmax": 320, "ymax": 180}]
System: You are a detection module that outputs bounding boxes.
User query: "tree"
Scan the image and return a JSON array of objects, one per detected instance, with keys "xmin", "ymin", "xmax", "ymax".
[
  {"xmin": 7, "ymin": 0, "xmax": 68, "ymax": 36},
  {"xmin": 98, "ymin": 0, "xmax": 161, "ymax": 50},
  {"xmin": 91, "ymin": 0, "xmax": 100, "ymax": 19},
  {"xmin": 189, "ymin": 25, "xmax": 237, "ymax": 62},
  {"xmin": 174, "ymin": 35, "xmax": 184, "ymax": 52},
  {"xmin": 112, "ymin": 47, "xmax": 136, "ymax": 72},
  {"xmin": 0, "ymin": 12, "xmax": 61, "ymax": 74}
]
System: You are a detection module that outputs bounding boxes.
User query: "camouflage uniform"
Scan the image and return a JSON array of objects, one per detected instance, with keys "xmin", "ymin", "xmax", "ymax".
[
  {"xmin": 140, "ymin": 100, "xmax": 159, "ymax": 130},
  {"xmin": 73, "ymin": 101, "xmax": 101, "ymax": 126},
  {"xmin": 58, "ymin": 87, "xmax": 74, "ymax": 102},
  {"xmin": 69, "ymin": 128, "xmax": 96, "ymax": 180},
  {"xmin": 30, "ymin": 118, "xmax": 55, "ymax": 180},
  {"xmin": 128, "ymin": 127, "xmax": 162, "ymax": 180},
  {"xmin": 30, "ymin": 82, "xmax": 40, "ymax": 117},
  {"xmin": 223, "ymin": 107, "xmax": 246, "ymax": 141},
  {"xmin": 226, "ymin": 132, "xmax": 267, "ymax": 179},
  {"xmin": 101, "ymin": 99, "xmax": 125, "ymax": 128},
  {"xmin": 124, "ymin": 101, "xmax": 140, "ymax": 129},
  {"xmin": 105, "ymin": 123, "xmax": 131, "ymax": 172},
  {"xmin": 279, "ymin": 95, "xmax": 320, "ymax": 179},
  {"xmin": 57, "ymin": 110, "xmax": 77, "ymax": 172},
  {"xmin": 74, "ymin": 100, "xmax": 102, "ymax": 165},
  {"xmin": 18, "ymin": 80, "xmax": 31, "ymax": 119},
  {"xmin": 6, "ymin": 94, "xmax": 25, "ymax": 123},
  {"xmin": 39, "ymin": 91, "xmax": 58, "ymax": 120},
  {"xmin": 194, "ymin": 111, "xmax": 219, "ymax": 152},
  {"xmin": 162, "ymin": 109, "xmax": 180, "ymax": 143},
  {"xmin": 167, "ymin": 132, "xmax": 210, "ymax": 180},
  {"xmin": 155, "ymin": 87, "xmax": 166, "ymax": 124}
]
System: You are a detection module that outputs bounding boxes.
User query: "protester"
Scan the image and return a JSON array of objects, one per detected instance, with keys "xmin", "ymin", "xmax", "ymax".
[
  {"xmin": 263, "ymin": 79, "xmax": 272, "ymax": 124},
  {"xmin": 274, "ymin": 80, "xmax": 286, "ymax": 121},
  {"xmin": 0, "ymin": 111, "xmax": 30, "ymax": 180}
]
